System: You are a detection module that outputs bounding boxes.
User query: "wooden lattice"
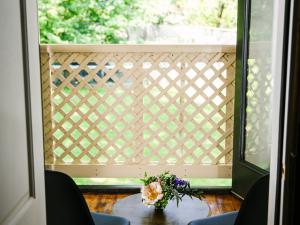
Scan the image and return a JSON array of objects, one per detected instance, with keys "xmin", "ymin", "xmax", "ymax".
[
  {"xmin": 41, "ymin": 51, "xmax": 54, "ymax": 165},
  {"xmin": 40, "ymin": 45, "xmax": 236, "ymax": 178}
]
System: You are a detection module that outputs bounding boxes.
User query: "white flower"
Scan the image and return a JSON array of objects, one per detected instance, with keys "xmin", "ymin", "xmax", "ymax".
[{"xmin": 141, "ymin": 182, "xmax": 164, "ymax": 206}]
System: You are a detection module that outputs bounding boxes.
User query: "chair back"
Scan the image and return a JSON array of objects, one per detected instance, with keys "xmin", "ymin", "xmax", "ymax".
[
  {"xmin": 234, "ymin": 175, "xmax": 269, "ymax": 225},
  {"xmin": 45, "ymin": 170, "xmax": 95, "ymax": 225}
]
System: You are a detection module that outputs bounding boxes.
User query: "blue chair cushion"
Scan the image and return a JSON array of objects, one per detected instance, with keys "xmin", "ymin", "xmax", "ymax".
[
  {"xmin": 188, "ymin": 211, "xmax": 238, "ymax": 225},
  {"xmin": 91, "ymin": 212, "xmax": 130, "ymax": 225}
]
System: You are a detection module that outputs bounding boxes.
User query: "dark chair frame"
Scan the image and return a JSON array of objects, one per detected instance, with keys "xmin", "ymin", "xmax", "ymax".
[
  {"xmin": 45, "ymin": 170, "xmax": 130, "ymax": 225},
  {"xmin": 188, "ymin": 175, "xmax": 269, "ymax": 225}
]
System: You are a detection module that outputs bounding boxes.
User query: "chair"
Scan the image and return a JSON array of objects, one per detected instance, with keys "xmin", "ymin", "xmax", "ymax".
[
  {"xmin": 188, "ymin": 175, "xmax": 269, "ymax": 225},
  {"xmin": 45, "ymin": 170, "xmax": 130, "ymax": 225}
]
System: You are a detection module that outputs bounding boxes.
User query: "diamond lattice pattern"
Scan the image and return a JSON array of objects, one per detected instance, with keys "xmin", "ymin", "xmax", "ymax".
[{"xmin": 45, "ymin": 49, "xmax": 235, "ymax": 166}]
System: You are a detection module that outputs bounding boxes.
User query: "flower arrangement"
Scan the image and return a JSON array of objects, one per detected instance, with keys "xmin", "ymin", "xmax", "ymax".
[{"xmin": 140, "ymin": 171, "xmax": 203, "ymax": 209}]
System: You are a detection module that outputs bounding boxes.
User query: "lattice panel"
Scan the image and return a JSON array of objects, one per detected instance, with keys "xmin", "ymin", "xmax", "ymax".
[
  {"xmin": 41, "ymin": 52, "xmax": 54, "ymax": 165},
  {"xmin": 41, "ymin": 46, "xmax": 235, "ymax": 168}
]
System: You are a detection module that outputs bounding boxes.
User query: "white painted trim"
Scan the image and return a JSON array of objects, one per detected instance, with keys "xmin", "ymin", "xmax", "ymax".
[
  {"xmin": 277, "ymin": 0, "xmax": 295, "ymax": 224},
  {"xmin": 268, "ymin": 0, "xmax": 288, "ymax": 224},
  {"xmin": 1, "ymin": 195, "xmax": 32, "ymax": 225},
  {"xmin": 48, "ymin": 164, "xmax": 232, "ymax": 178}
]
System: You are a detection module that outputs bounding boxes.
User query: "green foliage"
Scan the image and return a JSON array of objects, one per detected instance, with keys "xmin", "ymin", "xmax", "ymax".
[
  {"xmin": 141, "ymin": 171, "xmax": 203, "ymax": 209},
  {"xmin": 38, "ymin": 0, "xmax": 141, "ymax": 43},
  {"xmin": 186, "ymin": 0, "xmax": 237, "ymax": 28},
  {"xmin": 140, "ymin": 172, "xmax": 157, "ymax": 185},
  {"xmin": 38, "ymin": 0, "xmax": 237, "ymax": 44}
]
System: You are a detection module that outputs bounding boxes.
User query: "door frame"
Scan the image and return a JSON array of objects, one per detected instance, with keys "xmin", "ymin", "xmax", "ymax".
[
  {"xmin": 0, "ymin": 0, "xmax": 47, "ymax": 224},
  {"xmin": 232, "ymin": 0, "xmax": 270, "ymax": 198},
  {"xmin": 270, "ymin": 0, "xmax": 299, "ymax": 224},
  {"xmin": 20, "ymin": 0, "xmax": 36, "ymax": 198}
]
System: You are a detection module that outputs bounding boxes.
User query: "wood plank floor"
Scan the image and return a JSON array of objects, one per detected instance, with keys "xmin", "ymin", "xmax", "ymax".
[{"xmin": 84, "ymin": 193, "xmax": 241, "ymax": 216}]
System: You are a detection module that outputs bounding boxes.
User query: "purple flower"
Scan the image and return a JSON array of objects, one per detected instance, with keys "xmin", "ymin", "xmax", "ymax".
[{"xmin": 175, "ymin": 177, "xmax": 187, "ymax": 186}]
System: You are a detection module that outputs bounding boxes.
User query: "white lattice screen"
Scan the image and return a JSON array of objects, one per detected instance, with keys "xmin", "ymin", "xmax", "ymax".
[{"xmin": 41, "ymin": 45, "xmax": 235, "ymax": 178}]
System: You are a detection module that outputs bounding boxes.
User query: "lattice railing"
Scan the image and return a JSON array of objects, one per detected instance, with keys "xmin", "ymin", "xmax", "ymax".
[{"xmin": 41, "ymin": 45, "xmax": 236, "ymax": 178}]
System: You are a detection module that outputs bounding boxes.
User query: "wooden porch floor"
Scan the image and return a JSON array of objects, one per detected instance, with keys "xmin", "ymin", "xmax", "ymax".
[{"xmin": 84, "ymin": 193, "xmax": 242, "ymax": 216}]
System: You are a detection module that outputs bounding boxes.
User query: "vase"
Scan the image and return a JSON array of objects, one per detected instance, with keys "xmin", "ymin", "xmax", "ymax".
[
  {"xmin": 154, "ymin": 201, "xmax": 167, "ymax": 210},
  {"xmin": 154, "ymin": 206, "xmax": 164, "ymax": 211}
]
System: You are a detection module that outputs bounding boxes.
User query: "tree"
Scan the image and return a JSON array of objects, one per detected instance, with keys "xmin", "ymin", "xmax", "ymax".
[
  {"xmin": 38, "ymin": 0, "xmax": 142, "ymax": 44},
  {"xmin": 185, "ymin": 0, "xmax": 237, "ymax": 28},
  {"xmin": 38, "ymin": 0, "xmax": 237, "ymax": 44}
]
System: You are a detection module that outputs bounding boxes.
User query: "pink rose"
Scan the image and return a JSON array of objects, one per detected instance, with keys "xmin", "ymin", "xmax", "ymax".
[{"xmin": 141, "ymin": 182, "xmax": 164, "ymax": 206}]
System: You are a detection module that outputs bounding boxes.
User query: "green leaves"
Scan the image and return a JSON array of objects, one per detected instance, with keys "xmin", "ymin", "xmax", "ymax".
[
  {"xmin": 141, "ymin": 171, "xmax": 204, "ymax": 208},
  {"xmin": 38, "ymin": 0, "xmax": 237, "ymax": 44},
  {"xmin": 38, "ymin": 0, "xmax": 140, "ymax": 44},
  {"xmin": 186, "ymin": 0, "xmax": 237, "ymax": 28},
  {"xmin": 140, "ymin": 172, "xmax": 157, "ymax": 185}
]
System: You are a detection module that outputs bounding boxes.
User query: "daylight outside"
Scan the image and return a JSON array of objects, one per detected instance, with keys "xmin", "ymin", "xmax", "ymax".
[{"xmin": 39, "ymin": 0, "xmax": 237, "ymax": 187}]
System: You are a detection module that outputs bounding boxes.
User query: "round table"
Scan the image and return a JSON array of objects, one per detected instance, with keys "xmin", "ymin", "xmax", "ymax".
[{"xmin": 112, "ymin": 194, "xmax": 210, "ymax": 225}]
